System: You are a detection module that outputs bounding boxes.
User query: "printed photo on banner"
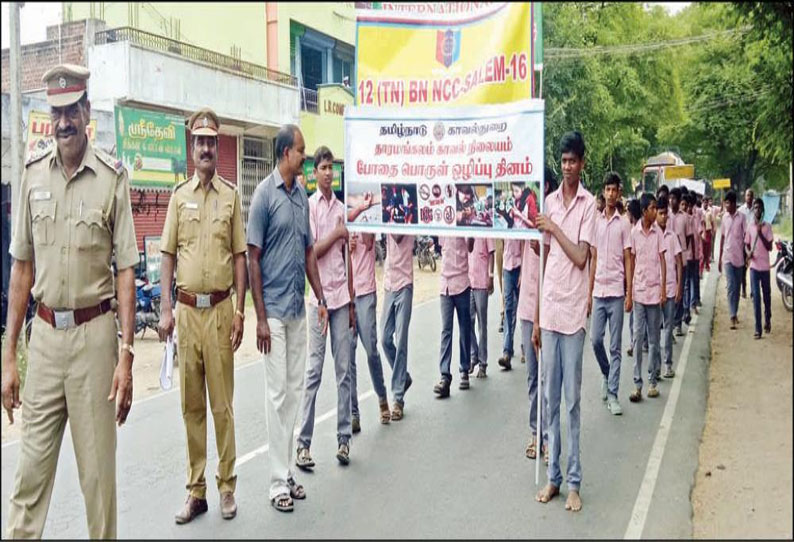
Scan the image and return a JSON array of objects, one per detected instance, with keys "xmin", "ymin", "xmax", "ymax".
[
  {"xmin": 382, "ymin": 183, "xmax": 418, "ymax": 224},
  {"xmin": 456, "ymin": 184, "xmax": 493, "ymax": 228},
  {"xmin": 418, "ymin": 183, "xmax": 456, "ymax": 226},
  {"xmin": 347, "ymin": 181, "xmax": 382, "ymax": 224},
  {"xmin": 494, "ymin": 181, "xmax": 540, "ymax": 230}
]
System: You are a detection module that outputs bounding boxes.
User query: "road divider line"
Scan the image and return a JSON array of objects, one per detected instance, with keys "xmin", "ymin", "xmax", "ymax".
[{"xmin": 624, "ymin": 312, "xmax": 700, "ymax": 539}]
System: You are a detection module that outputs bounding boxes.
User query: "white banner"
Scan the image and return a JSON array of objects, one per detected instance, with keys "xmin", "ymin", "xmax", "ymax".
[{"xmin": 344, "ymin": 99, "xmax": 545, "ymax": 239}]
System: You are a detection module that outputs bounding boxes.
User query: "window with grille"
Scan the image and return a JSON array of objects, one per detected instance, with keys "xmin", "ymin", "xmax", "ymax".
[{"xmin": 240, "ymin": 137, "xmax": 273, "ymax": 226}]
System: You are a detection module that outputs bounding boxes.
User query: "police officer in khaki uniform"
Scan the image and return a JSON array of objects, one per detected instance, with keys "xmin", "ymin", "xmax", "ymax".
[
  {"xmin": 2, "ymin": 64, "xmax": 138, "ymax": 539},
  {"xmin": 158, "ymin": 108, "xmax": 247, "ymax": 524}
]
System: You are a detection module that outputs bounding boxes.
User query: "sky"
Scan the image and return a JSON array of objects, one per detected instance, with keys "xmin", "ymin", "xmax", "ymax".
[{"xmin": 1, "ymin": 2, "xmax": 692, "ymax": 50}]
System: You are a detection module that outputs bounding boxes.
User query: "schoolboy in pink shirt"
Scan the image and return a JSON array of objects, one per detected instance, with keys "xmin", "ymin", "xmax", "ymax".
[
  {"xmin": 655, "ymin": 196, "xmax": 683, "ymax": 379},
  {"xmin": 628, "ymin": 193, "xmax": 666, "ymax": 403},
  {"xmin": 532, "ymin": 132, "xmax": 595, "ymax": 513},
  {"xmin": 718, "ymin": 190, "xmax": 747, "ymax": 329},
  {"xmin": 744, "ymin": 198, "xmax": 774, "ymax": 338},
  {"xmin": 433, "ymin": 236, "xmax": 475, "ymax": 398},
  {"xmin": 468, "ymin": 237, "xmax": 495, "ymax": 378}
]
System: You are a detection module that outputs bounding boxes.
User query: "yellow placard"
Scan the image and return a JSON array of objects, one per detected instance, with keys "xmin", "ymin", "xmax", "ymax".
[
  {"xmin": 27, "ymin": 110, "xmax": 97, "ymax": 159},
  {"xmin": 664, "ymin": 164, "xmax": 695, "ymax": 180},
  {"xmin": 713, "ymin": 178, "xmax": 731, "ymax": 189},
  {"xmin": 356, "ymin": 3, "xmax": 533, "ymax": 107}
]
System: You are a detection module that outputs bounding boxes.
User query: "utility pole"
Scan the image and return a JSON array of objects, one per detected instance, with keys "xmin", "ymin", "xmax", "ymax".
[{"xmin": 9, "ymin": 2, "xmax": 24, "ymax": 235}]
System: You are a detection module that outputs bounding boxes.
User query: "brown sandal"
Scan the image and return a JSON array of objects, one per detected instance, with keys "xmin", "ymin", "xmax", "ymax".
[
  {"xmin": 379, "ymin": 399, "xmax": 391, "ymax": 424},
  {"xmin": 391, "ymin": 402, "xmax": 404, "ymax": 421},
  {"xmin": 525, "ymin": 437, "xmax": 537, "ymax": 459}
]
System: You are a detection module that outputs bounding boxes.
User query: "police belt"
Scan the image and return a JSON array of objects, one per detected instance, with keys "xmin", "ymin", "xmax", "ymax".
[
  {"xmin": 176, "ymin": 288, "xmax": 230, "ymax": 309},
  {"xmin": 37, "ymin": 299, "xmax": 113, "ymax": 330}
]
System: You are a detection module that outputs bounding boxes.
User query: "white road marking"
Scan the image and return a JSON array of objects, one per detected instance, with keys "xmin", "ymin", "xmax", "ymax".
[{"xmin": 624, "ymin": 313, "xmax": 699, "ymax": 539}]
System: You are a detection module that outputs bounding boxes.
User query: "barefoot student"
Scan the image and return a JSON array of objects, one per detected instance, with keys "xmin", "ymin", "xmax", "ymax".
[
  {"xmin": 628, "ymin": 193, "xmax": 666, "ymax": 402},
  {"xmin": 532, "ymin": 131, "xmax": 596, "ymax": 512}
]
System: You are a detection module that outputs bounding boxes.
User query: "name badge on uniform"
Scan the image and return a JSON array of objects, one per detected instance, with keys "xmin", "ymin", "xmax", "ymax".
[
  {"xmin": 32, "ymin": 191, "xmax": 51, "ymax": 201},
  {"xmin": 184, "ymin": 202, "xmax": 199, "ymax": 210}
]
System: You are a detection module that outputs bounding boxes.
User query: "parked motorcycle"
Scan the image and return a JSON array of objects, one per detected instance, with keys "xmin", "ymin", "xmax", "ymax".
[
  {"xmin": 416, "ymin": 236, "xmax": 437, "ymax": 272},
  {"xmin": 134, "ymin": 279, "xmax": 162, "ymax": 337},
  {"xmin": 773, "ymin": 239, "xmax": 793, "ymax": 312}
]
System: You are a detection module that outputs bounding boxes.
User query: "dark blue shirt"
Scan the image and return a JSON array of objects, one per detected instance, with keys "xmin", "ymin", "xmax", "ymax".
[{"xmin": 246, "ymin": 167, "xmax": 313, "ymax": 320}]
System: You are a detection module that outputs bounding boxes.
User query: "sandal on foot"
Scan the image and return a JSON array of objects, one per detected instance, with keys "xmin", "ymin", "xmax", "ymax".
[
  {"xmin": 525, "ymin": 437, "xmax": 537, "ymax": 460},
  {"xmin": 271, "ymin": 493, "xmax": 293, "ymax": 512},
  {"xmin": 629, "ymin": 389, "xmax": 642, "ymax": 403},
  {"xmin": 296, "ymin": 447, "xmax": 315, "ymax": 470},
  {"xmin": 391, "ymin": 402, "xmax": 404, "ymax": 421},
  {"xmin": 336, "ymin": 443, "xmax": 350, "ymax": 465},
  {"xmin": 287, "ymin": 477, "xmax": 306, "ymax": 500},
  {"xmin": 379, "ymin": 400, "xmax": 391, "ymax": 424}
]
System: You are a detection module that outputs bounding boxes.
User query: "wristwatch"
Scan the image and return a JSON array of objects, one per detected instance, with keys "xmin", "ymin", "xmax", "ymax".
[
  {"xmin": 318, "ymin": 298, "xmax": 328, "ymax": 308},
  {"xmin": 121, "ymin": 343, "xmax": 135, "ymax": 358}
]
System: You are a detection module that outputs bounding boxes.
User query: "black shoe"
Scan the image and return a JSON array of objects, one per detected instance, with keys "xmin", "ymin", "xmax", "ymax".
[
  {"xmin": 405, "ymin": 373, "xmax": 413, "ymax": 394},
  {"xmin": 498, "ymin": 354, "xmax": 512, "ymax": 371},
  {"xmin": 468, "ymin": 360, "xmax": 479, "ymax": 375},
  {"xmin": 459, "ymin": 373, "xmax": 470, "ymax": 390},
  {"xmin": 352, "ymin": 416, "xmax": 361, "ymax": 434},
  {"xmin": 476, "ymin": 365, "xmax": 487, "ymax": 378},
  {"xmin": 433, "ymin": 379, "xmax": 450, "ymax": 398}
]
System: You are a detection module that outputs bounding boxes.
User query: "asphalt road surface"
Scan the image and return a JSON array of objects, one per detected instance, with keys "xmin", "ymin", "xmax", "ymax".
[{"xmin": 1, "ymin": 269, "xmax": 718, "ymax": 538}]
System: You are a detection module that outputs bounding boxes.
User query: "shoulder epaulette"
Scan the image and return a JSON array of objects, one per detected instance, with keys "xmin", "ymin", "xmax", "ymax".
[
  {"xmin": 95, "ymin": 148, "xmax": 126, "ymax": 176},
  {"xmin": 173, "ymin": 179, "xmax": 191, "ymax": 193},
  {"xmin": 25, "ymin": 144, "xmax": 54, "ymax": 168},
  {"xmin": 218, "ymin": 175, "xmax": 236, "ymax": 191}
]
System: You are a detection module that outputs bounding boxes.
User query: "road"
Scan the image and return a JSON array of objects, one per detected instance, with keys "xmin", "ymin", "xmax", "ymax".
[{"xmin": 1, "ymin": 268, "xmax": 718, "ymax": 538}]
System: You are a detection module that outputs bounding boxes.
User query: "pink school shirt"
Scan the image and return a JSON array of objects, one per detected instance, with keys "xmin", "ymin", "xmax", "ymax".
[
  {"xmin": 744, "ymin": 222, "xmax": 773, "ymax": 272},
  {"xmin": 384, "ymin": 234, "xmax": 414, "ymax": 292},
  {"xmin": 468, "ymin": 237, "xmax": 495, "ymax": 290},
  {"xmin": 631, "ymin": 221, "xmax": 666, "ymax": 305},
  {"xmin": 721, "ymin": 211, "xmax": 747, "ymax": 268},
  {"xmin": 593, "ymin": 209, "xmax": 632, "ymax": 298},
  {"xmin": 503, "ymin": 239, "xmax": 523, "ymax": 271},
  {"xmin": 351, "ymin": 233, "xmax": 376, "ymax": 297},
  {"xmin": 671, "ymin": 210, "xmax": 693, "ymax": 262},
  {"xmin": 539, "ymin": 183, "xmax": 596, "ymax": 335},
  {"xmin": 439, "ymin": 236, "xmax": 471, "ymax": 296},
  {"xmin": 308, "ymin": 191, "xmax": 350, "ymax": 310},
  {"xmin": 662, "ymin": 227, "xmax": 682, "ymax": 299},
  {"xmin": 517, "ymin": 240, "xmax": 540, "ymax": 323}
]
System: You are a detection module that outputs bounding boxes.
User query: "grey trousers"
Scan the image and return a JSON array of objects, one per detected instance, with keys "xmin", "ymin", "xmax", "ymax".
[
  {"xmin": 297, "ymin": 305, "xmax": 353, "ymax": 448},
  {"xmin": 590, "ymin": 296, "xmax": 624, "ymax": 398},
  {"xmin": 659, "ymin": 298, "xmax": 676, "ymax": 369},
  {"xmin": 633, "ymin": 302, "xmax": 662, "ymax": 389},
  {"xmin": 521, "ymin": 319, "xmax": 547, "ymax": 443},
  {"xmin": 469, "ymin": 288, "xmax": 489, "ymax": 367},
  {"xmin": 351, "ymin": 292, "xmax": 388, "ymax": 418},
  {"xmin": 381, "ymin": 286, "xmax": 413, "ymax": 406}
]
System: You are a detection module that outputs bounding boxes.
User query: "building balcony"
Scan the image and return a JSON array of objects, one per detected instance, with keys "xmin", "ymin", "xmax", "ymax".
[{"xmin": 88, "ymin": 27, "xmax": 300, "ymax": 131}]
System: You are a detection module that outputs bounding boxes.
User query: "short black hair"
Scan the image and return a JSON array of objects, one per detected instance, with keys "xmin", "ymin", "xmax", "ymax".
[
  {"xmin": 753, "ymin": 197, "xmax": 765, "ymax": 214},
  {"xmin": 544, "ymin": 166, "xmax": 558, "ymax": 195},
  {"xmin": 627, "ymin": 198, "xmax": 642, "ymax": 221},
  {"xmin": 313, "ymin": 145, "xmax": 334, "ymax": 168},
  {"xmin": 559, "ymin": 131, "xmax": 585, "ymax": 160},
  {"xmin": 640, "ymin": 192, "xmax": 657, "ymax": 213},
  {"xmin": 670, "ymin": 187, "xmax": 682, "ymax": 201},
  {"xmin": 657, "ymin": 184, "xmax": 670, "ymax": 197},
  {"xmin": 275, "ymin": 124, "xmax": 300, "ymax": 162},
  {"xmin": 603, "ymin": 171, "xmax": 621, "ymax": 189},
  {"xmin": 680, "ymin": 185, "xmax": 689, "ymax": 195},
  {"xmin": 685, "ymin": 193, "xmax": 696, "ymax": 206},
  {"xmin": 725, "ymin": 190, "xmax": 737, "ymax": 204},
  {"xmin": 657, "ymin": 194, "xmax": 669, "ymax": 211}
]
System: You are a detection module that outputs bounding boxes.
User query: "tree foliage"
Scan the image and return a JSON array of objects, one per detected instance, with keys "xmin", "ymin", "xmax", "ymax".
[{"xmin": 541, "ymin": 2, "xmax": 793, "ymax": 196}]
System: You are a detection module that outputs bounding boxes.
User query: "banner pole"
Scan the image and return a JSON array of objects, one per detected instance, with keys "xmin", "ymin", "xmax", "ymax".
[{"xmin": 535, "ymin": 239, "xmax": 544, "ymax": 486}]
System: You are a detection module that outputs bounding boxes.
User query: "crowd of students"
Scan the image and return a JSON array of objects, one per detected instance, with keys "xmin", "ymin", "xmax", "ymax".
[{"xmin": 283, "ymin": 129, "xmax": 777, "ymax": 516}]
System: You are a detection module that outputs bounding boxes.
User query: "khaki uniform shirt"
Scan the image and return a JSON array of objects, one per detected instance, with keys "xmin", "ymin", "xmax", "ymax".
[
  {"xmin": 161, "ymin": 171, "xmax": 246, "ymax": 293},
  {"xmin": 10, "ymin": 142, "xmax": 139, "ymax": 310}
]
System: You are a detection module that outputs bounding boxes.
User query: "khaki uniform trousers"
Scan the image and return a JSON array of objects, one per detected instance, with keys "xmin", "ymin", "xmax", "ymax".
[
  {"xmin": 6, "ymin": 311, "xmax": 118, "ymax": 539},
  {"xmin": 176, "ymin": 296, "xmax": 236, "ymax": 499}
]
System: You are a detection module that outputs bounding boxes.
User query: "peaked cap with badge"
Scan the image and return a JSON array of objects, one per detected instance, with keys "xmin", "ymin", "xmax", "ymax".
[
  {"xmin": 41, "ymin": 63, "xmax": 90, "ymax": 107},
  {"xmin": 188, "ymin": 107, "xmax": 220, "ymax": 137}
]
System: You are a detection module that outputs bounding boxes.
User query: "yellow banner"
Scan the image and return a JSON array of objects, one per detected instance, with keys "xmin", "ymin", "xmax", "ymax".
[
  {"xmin": 355, "ymin": 2, "xmax": 533, "ymax": 107},
  {"xmin": 664, "ymin": 164, "xmax": 695, "ymax": 180},
  {"xmin": 713, "ymin": 178, "xmax": 731, "ymax": 189},
  {"xmin": 27, "ymin": 110, "xmax": 96, "ymax": 159}
]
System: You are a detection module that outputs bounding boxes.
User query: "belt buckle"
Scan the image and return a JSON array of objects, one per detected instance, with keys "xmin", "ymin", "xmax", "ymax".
[
  {"xmin": 195, "ymin": 294, "xmax": 212, "ymax": 309},
  {"xmin": 53, "ymin": 310, "xmax": 77, "ymax": 330}
]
